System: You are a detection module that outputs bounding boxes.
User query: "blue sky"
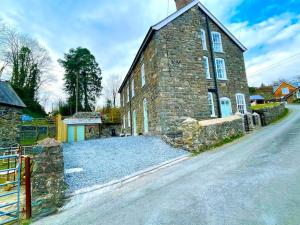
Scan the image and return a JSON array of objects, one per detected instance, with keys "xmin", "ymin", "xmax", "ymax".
[{"xmin": 1, "ymin": 0, "xmax": 300, "ymax": 111}]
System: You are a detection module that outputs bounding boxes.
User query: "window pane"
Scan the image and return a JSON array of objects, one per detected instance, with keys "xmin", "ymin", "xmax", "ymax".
[
  {"xmin": 141, "ymin": 63, "xmax": 145, "ymax": 87},
  {"xmin": 131, "ymin": 79, "xmax": 135, "ymax": 97},
  {"xmin": 201, "ymin": 29, "xmax": 207, "ymax": 50}
]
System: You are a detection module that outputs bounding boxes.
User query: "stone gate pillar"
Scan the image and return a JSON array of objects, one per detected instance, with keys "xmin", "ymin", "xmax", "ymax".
[{"xmin": 31, "ymin": 138, "xmax": 66, "ymax": 219}]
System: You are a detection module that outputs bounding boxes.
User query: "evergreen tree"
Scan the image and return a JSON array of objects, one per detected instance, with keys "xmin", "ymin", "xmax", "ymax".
[{"xmin": 59, "ymin": 47, "xmax": 102, "ymax": 113}]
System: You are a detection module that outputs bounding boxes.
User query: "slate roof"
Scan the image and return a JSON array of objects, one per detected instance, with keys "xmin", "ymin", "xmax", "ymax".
[
  {"xmin": 0, "ymin": 81, "xmax": 26, "ymax": 108},
  {"xmin": 250, "ymin": 95, "xmax": 265, "ymax": 101},
  {"xmin": 63, "ymin": 112, "xmax": 102, "ymax": 125},
  {"xmin": 118, "ymin": 0, "xmax": 247, "ymax": 92}
]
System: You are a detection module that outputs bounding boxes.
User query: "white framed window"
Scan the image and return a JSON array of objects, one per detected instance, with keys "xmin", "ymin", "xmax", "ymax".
[
  {"xmin": 203, "ymin": 56, "xmax": 210, "ymax": 79},
  {"xmin": 200, "ymin": 29, "xmax": 207, "ymax": 50},
  {"xmin": 127, "ymin": 86, "xmax": 130, "ymax": 102},
  {"xmin": 215, "ymin": 58, "xmax": 227, "ymax": 80},
  {"xmin": 211, "ymin": 31, "xmax": 223, "ymax": 52},
  {"xmin": 120, "ymin": 93, "xmax": 123, "ymax": 107},
  {"xmin": 141, "ymin": 63, "xmax": 145, "ymax": 87},
  {"xmin": 236, "ymin": 93, "xmax": 247, "ymax": 114},
  {"xmin": 131, "ymin": 79, "xmax": 135, "ymax": 98},
  {"xmin": 123, "ymin": 115, "xmax": 126, "ymax": 129},
  {"xmin": 296, "ymin": 90, "xmax": 300, "ymax": 99},
  {"xmin": 208, "ymin": 92, "xmax": 216, "ymax": 117},
  {"xmin": 127, "ymin": 111, "xmax": 131, "ymax": 127},
  {"xmin": 281, "ymin": 87, "xmax": 289, "ymax": 95}
]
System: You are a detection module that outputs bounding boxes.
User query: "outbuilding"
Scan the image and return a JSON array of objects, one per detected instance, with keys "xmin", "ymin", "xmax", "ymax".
[
  {"xmin": 0, "ymin": 81, "xmax": 26, "ymax": 147},
  {"xmin": 63, "ymin": 112, "xmax": 102, "ymax": 143}
]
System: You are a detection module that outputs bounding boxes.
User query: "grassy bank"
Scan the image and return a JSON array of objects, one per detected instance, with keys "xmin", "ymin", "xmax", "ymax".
[{"xmin": 251, "ymin": 102, "xmax": 280, "ymax": 110}]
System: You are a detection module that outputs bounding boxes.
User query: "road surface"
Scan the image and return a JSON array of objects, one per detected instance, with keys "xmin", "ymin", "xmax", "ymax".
[{"xmin": 36, "ymin": 105, "xmax": 300, "ymax": 225}]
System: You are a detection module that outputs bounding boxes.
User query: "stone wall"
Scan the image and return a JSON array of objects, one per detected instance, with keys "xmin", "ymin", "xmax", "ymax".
[
  {"xmin": 163, "ymin": 115, "xmax": 244, "ymax": 152},
  {"xmin": 252, "ymin": 103, "xmax": 286, "ymax": 126},
  {"xmin": 101, "ymin": 123, "xmax": 122, "ymax": 137},
  {"xmin": 31, "ymin": 138, "xmax": 66, "ymax": 219},
  {"xmin": 119, "ymin": 4, "xmax": 249, "ymax": 135},
  {"xmin": 0, "ymin": 105, "xmax": 22, "ymax": 147}
]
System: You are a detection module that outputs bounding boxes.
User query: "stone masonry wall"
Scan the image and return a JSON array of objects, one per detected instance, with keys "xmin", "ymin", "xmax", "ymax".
[
  {"xmin": 0, "ymin": 105, "xmax": 22, "ymax": 147},
  {"xmin": 119, "ymin": 4, "xmax": 249, "ymax": 136},
  {"xmin": 120, "ymin": 36, "xmax": 161, "ymax": 135},
  {"xmin": 253, "ymin": 103, "xmax": 286, "ymax": 126},
  {"xmin": 157, "ymin": 6, "xmax": 211, "ymax": 134},
  {"xmin": 163, "ymin": 115, "xmax": 244, "ymax": 152},
  {"xmin": 31, "ymin": 138, "xmax": 66, "ymax": 219},
  {"xmin": 156, "ymin": 5, "xmax": 249, "ymax": 134}
]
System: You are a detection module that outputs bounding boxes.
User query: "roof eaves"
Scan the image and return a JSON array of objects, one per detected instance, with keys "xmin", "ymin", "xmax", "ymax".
[{"xmin": 118, "ymin": 28, "xmax": 154, "ymax": 93}]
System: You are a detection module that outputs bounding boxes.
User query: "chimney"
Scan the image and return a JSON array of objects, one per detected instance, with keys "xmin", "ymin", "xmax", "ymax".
[{"xmin": 174, "ymin": 0, "xmax": 194, "ymax": 10}]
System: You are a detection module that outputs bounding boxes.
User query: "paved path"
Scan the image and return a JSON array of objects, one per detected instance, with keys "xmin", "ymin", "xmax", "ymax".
[{"xmin": 36, "ymin": 105, "xmax": 300, "ymax": 225}]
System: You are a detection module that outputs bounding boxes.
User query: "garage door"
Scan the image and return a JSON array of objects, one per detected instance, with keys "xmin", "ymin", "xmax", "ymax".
[
  {"xmin": 68, "ymin": 126, "xmax": 75, "ymax": 143},
  {"xmin": 68, "ymin": 125, "xmax": 85, "ymax": 143},
  {"xmin": 77, "ymin": 126, "xmax": 85, "ymax": 142}
]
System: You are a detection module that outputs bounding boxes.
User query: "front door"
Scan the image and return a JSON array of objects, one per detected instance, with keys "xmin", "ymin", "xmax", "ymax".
[
  {"xmin": 220, "ymin": 97, "xmax": 233, "ymax": 118},
  {"xmin": 133, "ymin": 110, "xmax": 137, "ymax": 136},
  {"xmin": 143, "ymin": 99, "xmax": 149, "ymax": 133}
]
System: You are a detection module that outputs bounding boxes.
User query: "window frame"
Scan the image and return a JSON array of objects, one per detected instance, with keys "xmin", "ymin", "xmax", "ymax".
[
  {"xmin": 123, "ymin": 115, "xmax": 126, "ymax": 129},
  {"xmin": 296, "ymin": 90, "xmax": 300, "ymax": 99},
  {"xmin": 127, "ymin": 86, "xmax": 130, "ymax": 102},
  {"xmin": 131, "ymin": 79, "xmax": 135, "ymax": 98},
  {"xmin": 208, "ymin": 92, "xmax": 216, "ymax": 117},
  {"xmin": 281, "ymin": 87, "xmax": 290, "ymax": 95},
  {"xmin": 203, "ymin": 56, "xmax": 210, "ymax": 79},
  {"xmin": 235, "ymin": 93, "xmax": 247, "ymax": 114},
  {"xmin": 141, "ymin": 63, "xmax": 145, "ymax": 87},
  {"xmin": 215, "ymin": 58, "xmax": 227, "ymax": 80},
  {"xmin": 200, "ymin": 29, "xmax": 207, "ymax": 50},
  {"xmin": 127, "ymin": 111, "xmax": 131, "ymax": 127},
  {"xmin": 211, "ymin": 31, "xmax": 223, "ymax": 52}
]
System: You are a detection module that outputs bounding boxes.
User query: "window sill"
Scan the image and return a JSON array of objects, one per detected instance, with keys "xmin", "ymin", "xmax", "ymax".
[
  {"xmin": 217, "ymin": 78, "xmax": 228, "ymax": 81},
  {"xmin": 214, "ymin": 50, "xmax": 225, "ymax": 53},
  {"xmin": 211, "ymin": 115, "xmax": 217, "ymax": 118}
]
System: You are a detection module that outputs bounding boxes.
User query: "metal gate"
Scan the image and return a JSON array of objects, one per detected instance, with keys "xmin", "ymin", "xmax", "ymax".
[{"xmin": 0, "ymin": 147, "xmax": 21, "ymax": 224}]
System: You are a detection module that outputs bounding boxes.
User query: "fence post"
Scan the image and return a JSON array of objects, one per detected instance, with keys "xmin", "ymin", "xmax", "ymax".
[{"xmin": 25, "ymin": 156, "xmax": 32, "ymax": 219}]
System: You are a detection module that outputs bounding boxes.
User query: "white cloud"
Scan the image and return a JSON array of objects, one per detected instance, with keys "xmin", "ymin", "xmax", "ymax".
[{"xmin": 229, "ymin": 13, "xmax": 300, "ymax": 86}]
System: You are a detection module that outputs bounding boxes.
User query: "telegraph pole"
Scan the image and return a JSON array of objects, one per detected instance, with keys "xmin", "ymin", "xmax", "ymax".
[{"xmin": 76, "ymin": 71, "xmax": 79, "ymax": 113}]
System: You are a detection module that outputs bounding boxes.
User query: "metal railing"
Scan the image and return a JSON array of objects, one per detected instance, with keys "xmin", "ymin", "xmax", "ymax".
[{"xmin": 0, "ymin": 147, "xmax": 21, "ymax": 225}]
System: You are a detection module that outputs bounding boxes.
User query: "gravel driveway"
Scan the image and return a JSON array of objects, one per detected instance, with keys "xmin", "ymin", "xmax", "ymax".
[
  {"xmin": 37, "ymin": 105, "xmax": 300, "ymax": 225},
  {"xmin": 64, "ymin": 136, "xmax": 187, "ymax": 193}
]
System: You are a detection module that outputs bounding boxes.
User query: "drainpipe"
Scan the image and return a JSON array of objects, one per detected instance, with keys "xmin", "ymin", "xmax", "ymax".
[{"xmin": 205, "ymin": 14, "xmax": 222, "ymax": 118}]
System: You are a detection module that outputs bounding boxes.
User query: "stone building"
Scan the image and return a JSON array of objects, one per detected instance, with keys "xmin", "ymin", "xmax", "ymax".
[
  {"xmin": 0, "ymin": 81, "xmax": 26, "ymax": 147},
  {"xmin": 118, "ymin": 0, "xmax": 250, "ymax": 136}
]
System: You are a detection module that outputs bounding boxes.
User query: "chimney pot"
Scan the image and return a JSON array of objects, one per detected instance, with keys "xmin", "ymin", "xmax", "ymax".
[{"xmin": 174, "ymin": 0, "xmax": 194, "ymax": 10}]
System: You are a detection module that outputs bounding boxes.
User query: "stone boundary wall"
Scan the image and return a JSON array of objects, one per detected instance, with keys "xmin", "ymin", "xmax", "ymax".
[
  {"xmin": 31, "ymin": 138, "xmax": 66, "ymax": 219},
  {"xmin": 163, "ymin": 115, "xmax": 244, "ymax": 152},
  {"xmin": 252, "ymin": 103, "xmax": 286, "ymax": 126},
  {"xmin": 0, "ymin": 105, "xmax": 22, "ymax": 147}
]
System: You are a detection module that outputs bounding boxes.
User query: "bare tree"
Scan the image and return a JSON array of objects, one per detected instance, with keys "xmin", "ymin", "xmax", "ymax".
[
  {"xmin": 104, "ymin": 74, "xmax": 122, "ymax": 107},
  {"xmin": 0, "ymin": 23, "xmax": 51, "ymax": 95}
]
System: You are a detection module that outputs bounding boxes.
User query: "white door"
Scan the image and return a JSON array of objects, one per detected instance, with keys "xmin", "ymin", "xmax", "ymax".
[
  {"xmin": 220, "ymin": 97, "xmax": 233, "ymax": 118},
  {"xmin": 143, "ymin": 99, "xmax": 149, "ymax": 133},
  {"xmin": 133, "ymin": 110, "xmax": 137, "ymax": 136}
]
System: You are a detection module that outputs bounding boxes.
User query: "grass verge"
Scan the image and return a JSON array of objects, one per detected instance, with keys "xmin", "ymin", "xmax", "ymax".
[
  {"xmin": 192, "ymin": 133, "xmax": 244, "ymax": 156},
  {"xmin": 270, "ymin": 108, "xmax": 289, "ymax": 125}
]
